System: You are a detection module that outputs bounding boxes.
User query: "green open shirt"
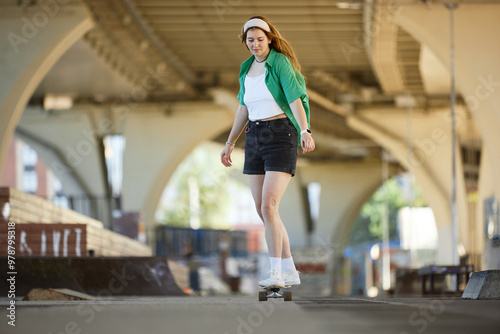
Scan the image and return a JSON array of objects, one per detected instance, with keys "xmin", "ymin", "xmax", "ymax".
[{"xmin": 237, "ymin": 48, "xmax": 310, "ymax": 147}]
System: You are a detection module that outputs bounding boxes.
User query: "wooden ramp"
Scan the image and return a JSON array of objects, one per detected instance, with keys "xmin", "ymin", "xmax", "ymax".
[{"xmin": 0, "ymin": 256, "xmax": 186, "ymax": 297}]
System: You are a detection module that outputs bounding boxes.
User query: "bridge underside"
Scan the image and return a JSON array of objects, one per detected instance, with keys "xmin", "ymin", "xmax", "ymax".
[{"xmin": 1, "ymin": 0, "xmax": 499, "ymax": 272}]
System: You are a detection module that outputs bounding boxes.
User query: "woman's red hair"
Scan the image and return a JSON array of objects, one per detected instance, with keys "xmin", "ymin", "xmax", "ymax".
[{"xmin": 240, "ymin": 15, "xmax": 304, "ymax": 77}]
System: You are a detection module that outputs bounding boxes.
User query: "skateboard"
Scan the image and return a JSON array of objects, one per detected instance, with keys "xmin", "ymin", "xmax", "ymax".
[{"xmin": 258, "ymin": 284, "xmax": 292, "ymax": 301}]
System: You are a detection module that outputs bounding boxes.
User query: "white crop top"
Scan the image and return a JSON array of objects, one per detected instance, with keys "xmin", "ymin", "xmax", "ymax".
[{"xmin": 244, "ymin": 71, "xmax": 284, "ymax": 121}]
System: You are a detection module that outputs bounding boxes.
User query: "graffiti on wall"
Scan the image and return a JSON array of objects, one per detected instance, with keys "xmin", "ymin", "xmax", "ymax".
[{"xmin": 0, "ymin": 223, "xmax": 87, "ymax": 256}]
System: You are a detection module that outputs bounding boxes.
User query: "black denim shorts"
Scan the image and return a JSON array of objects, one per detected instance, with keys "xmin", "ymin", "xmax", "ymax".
[{"xmin": 243, "ymin": 117, "xmax": 298, "ymax": 177}]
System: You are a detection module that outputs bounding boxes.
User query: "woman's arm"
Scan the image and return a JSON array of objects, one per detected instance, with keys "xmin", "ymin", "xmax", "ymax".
[
  {"xmin": 289, "ymin": 98, "xmax": 315, "ymax": 154},
  {"xmin": 220, "ymin": 104, "xmax": 248, "ymax": 167}
]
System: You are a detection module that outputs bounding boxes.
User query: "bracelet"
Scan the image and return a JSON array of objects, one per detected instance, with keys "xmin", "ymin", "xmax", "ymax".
[
  {"xmin": 300, "ymin": 129, "xmax": 312, "ymax": 135},
  {"xmin": 226, "ymin": 141, "xmax": 235, "ymax": 146}
]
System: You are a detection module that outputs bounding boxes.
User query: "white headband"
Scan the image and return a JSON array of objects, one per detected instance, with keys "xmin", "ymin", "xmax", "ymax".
[{"xmin": 243, "ymin": 18, "xmax": 271, "ymax": 33}]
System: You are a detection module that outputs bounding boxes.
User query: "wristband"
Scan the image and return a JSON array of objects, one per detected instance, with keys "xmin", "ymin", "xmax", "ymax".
[
  {"xmin": 300, "ymin": 129, "xmax": 312, "ymax": 135},
  {"xmin": 226, "ymin": 141, "xmax": 235, "ymax": 146}
]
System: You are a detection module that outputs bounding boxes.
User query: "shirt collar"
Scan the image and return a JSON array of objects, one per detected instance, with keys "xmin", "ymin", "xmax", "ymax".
[
  {"xmin": 264, "ymin": 48, "xmax": 278, "ymax": 68},
  {"xmin": 241, "ymin": 47, "xmax": 278, "ymax": 73}
]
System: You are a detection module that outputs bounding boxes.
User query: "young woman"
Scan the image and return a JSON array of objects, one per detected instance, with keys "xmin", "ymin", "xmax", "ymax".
[{"xmin": 220, "ymin": 16, "xmax": 315, "ymax": 286}]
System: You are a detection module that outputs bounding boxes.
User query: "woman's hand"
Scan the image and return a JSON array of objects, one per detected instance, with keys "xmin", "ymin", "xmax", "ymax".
[
  {"xmin": 220, "ymin": 143, "xmax": 234, "ymax": 167},
  {"xmin": 301, "ymin": 133, "xmax": 315, "ymax": 154},
  {"xmin": 288, "ymin": 98, "xmax": 315, "ymax": 154}
]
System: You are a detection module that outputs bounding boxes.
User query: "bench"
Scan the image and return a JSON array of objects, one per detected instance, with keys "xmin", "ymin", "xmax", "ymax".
[{"xmin": 418, "ymin": 265, "xmax": 474, "ymax": 295}]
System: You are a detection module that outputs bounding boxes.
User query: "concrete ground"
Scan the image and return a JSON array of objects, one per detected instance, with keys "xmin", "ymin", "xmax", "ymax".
[{"xmin": 1, "ymin": 294, "xmax": 499, "ymax": 334}]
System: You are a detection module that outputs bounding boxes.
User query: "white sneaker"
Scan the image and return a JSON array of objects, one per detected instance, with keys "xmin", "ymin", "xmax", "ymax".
[
  {"xmin": 282, "ymin": 270, "xmax": 301, "ymax": 285},
  {"xmin": 259, "ymin": 269, "xmax": 285, "ymax": 287}
]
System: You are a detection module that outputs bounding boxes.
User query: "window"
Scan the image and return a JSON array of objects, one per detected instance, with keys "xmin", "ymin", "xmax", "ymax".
[{"xmin": 22, "ymin": 145, "xmax": 38, "ymax": 194}]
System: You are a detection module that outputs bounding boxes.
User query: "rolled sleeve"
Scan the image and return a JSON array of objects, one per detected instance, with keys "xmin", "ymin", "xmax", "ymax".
[
  {"xmin": 237, "ymin": 86, "xmax": 246, "ymax": 106},
  {"xmin": 237, "ymin": 59, "xmax": 253, "ymax": 106},
  {"xmin": 276, "ymin": 55, "xmax": 307, "ymax": 104}
]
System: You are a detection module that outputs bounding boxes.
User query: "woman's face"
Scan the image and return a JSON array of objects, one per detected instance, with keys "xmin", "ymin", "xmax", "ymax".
[{"xmin": 246, "ymin": 28, "xmax": 271, "ymax": 58}]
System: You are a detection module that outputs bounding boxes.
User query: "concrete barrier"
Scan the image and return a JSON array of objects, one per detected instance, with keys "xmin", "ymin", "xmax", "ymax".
[{"xmin": 461, "ymin": 270, "xmax": 500, "ymax": 300}]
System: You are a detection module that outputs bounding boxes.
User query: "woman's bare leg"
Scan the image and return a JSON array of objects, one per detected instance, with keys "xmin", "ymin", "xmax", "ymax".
[{"xmin": 249, "ymin": 172, "xmax": 293, "ymax": 259}]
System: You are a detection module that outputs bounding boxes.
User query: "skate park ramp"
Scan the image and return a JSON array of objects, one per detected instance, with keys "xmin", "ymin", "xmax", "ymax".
[{"xmin": 0, "ymin": 256, "xmax": 186, "ymax": 297}]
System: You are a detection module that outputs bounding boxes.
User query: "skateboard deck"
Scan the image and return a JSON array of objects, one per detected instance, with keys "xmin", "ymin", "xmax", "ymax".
[{"xmin": 258, "ymin": 284, "xmax": 292, "ymax": 301}]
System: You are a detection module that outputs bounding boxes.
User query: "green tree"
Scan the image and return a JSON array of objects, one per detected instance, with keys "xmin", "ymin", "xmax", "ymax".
[
  {"xmin": 348, "ymin": 175, "xmax": 427, "ymax": 245},
  {"xmin": 157, "ymin": 145, "xmax": 233, "ymax": 229}
]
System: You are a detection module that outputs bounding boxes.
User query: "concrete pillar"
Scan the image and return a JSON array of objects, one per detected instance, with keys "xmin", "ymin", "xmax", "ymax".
[
  {"xmin": 282, "ymin": 161, "xmax": 397, "ymax": 252},
  {"xmin": 348, "ymin": 107, "xmax": 470, "ymax": 264},
  {"xmin": 477, "ymin": 148, "xmax": 500, "ymax": 269},
  {"xmin": 17, "ymin": 105, "xmax": 119, "ymax": 227},
  {"xmin": 0, "ymin": 4, "xmax": 93, "ymax": 175},
  {"xmin": 394, "ymin": 4, "xmax": 500, "ymax": 269},
  {"xmin": 395, "ymin": 5, "xmax": 500, "ymax": 202},
  {"xmin": 121, "ymin": 102, "xmax": 234, "ymax": 244}
]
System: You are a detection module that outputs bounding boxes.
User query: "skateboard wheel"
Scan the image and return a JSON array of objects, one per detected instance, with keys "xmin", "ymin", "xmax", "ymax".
[
  {"xmin": 283, "ymin": 291, "xmax": 292, "ymax": 301},
  {"xmin": 259, "ymin": 291, "xmax": 268, "ymax": 301}
]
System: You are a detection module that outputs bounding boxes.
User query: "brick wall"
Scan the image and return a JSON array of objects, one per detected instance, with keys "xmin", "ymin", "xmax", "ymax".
[{"xmin": 0, "ymin": 187, "xmax": 151, "ymax": 257}]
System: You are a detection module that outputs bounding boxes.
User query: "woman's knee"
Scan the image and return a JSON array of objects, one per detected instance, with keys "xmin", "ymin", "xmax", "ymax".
[{"xmin": 261, "ymin": 200, "xmax": 279, "ymax": 220}]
